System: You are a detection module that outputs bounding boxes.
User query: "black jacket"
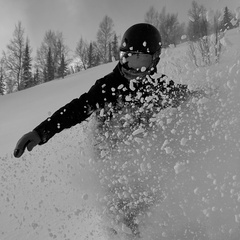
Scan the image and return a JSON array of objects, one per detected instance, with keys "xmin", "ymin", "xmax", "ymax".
[{"xmin": 34, "ymin": 63, "xmax": 189, "ymax": 145}]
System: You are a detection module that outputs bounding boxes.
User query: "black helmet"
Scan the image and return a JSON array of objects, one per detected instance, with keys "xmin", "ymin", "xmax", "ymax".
[
  {"xmin": 119, "ymin": 23, "xmax": 162, "ymax": 79},
  {"xmin": 120, "ymin": 23, "xmax": 162, "ymax": 54}
]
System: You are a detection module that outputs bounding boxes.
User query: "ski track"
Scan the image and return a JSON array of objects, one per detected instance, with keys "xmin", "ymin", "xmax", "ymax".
[{"xmin": 0, "ymin": 29, "xmax": 240, "ymax": 240}]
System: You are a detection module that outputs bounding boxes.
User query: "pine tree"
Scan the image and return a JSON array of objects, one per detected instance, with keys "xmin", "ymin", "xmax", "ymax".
[
  {"xmin": 0, "ymin": 58, "xmax": 5, "ymax": 95},
  {"xmin": 88, "ymin": 42, "xmax": 94, "ymax": 68},
  {"xmin": 221, "ymin": 6, "xmax": 233, "ymax": 31},
  {"xmin": 58, "ymin": 54, "xmax": 68, "ymax": 78},
  {"xmin": 33, "ymin": 68, "xmax": 40, "ymax": 86},
  {"xmin": 108, "ymin": 43, "xmax": 112, "ymax": 62},
  {"xmin": 112, "ymin": 34, "xmax": 119, "ymax": 61},
  {"xmin": 22, "ymin": 39, "xmax": 33, "ymax": 88},
  {"xmin": 46, "ymin": 47, "xmax": 54, "ymax": 82}
]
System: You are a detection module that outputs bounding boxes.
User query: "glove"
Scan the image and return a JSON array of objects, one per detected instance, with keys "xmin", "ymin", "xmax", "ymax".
[{"xmin": 14, "ymin": 131, "xmax": 41, "ymax": 158}]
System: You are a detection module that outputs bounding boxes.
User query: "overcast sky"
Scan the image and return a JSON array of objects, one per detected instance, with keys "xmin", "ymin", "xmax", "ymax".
[{"xmin": 0, "ymin": 0, "xmax": 239, "ymax": 55}]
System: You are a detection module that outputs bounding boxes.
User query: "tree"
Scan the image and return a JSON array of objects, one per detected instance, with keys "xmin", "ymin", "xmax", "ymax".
[
  {"xmin": 187, "ymin": 1, "xmax": 209, "ymax": 41},
  {"xmin": 88, "ymin": 42, "xmax": 94, "ymax": 68},
  {"xmin": 145, "ymin": 6, "xmax": 161, "ymax": 30},
  {"xmin": 22, "ymin": 39, "xmax": 33, "ymax": 88},
  {"xmin": 96, "ymin": 15, "xmax": 115, "ymax": 63},
  {"xmin": 58, "ymin": 54, "xmax": 68, "ymax": 78},
  {"xmin": 33, "ymin": 68, "xmax": 40, "ymax": 86},
  {"xmin": 3, "ymin": 21, "xmax": 25, "ymax": 92},
  {"xmin": 46, "ymin": 47, "xmax": 54, "ymax": 82},
  {"xmin": 108, "ymin": 43, "xmax": 112, "ymax": 62},
  {"xmin": 145, "ymin": 6, "xmax": 185, "ymax": 48},
  {"xmin": 221, "ymin": 6, "xmax": 233, "ymax": 31},
  {"xmin": 161, "ymin": 11, "xmax": 185, "ymax": 47},
  {"xmin": 75, "ymin": 37, "xmax": 88, "ymax": 70},
  {"xmin": 36, "ymin": 30, "xmax": 69, "ymax": 82},
  {"xmin": 0, "ymin": 57, "xmax": 5, "ymax": 95},
  {"xmin": 212, "ymin": 10, "xmax": 223, "ymax": 63},
  {"xmin": 89, "ymin": 41, "xmax": 101, "ymax": 67},
  {"xmin": 187, "ymin": 1, "xmax": 223, "ymax": 66},
  {"xmin": 112, "ymin": 34, "xmax": 119, "ymax": 61}
]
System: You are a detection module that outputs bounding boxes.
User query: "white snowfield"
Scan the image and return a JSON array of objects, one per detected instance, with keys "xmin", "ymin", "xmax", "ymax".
[{"xmin": 0, "ymin": 28, "xmax": 240, "ymax": 240}]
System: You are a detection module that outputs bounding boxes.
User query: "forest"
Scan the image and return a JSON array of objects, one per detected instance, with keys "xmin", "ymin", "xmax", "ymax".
[{"xmin": 0, "ymin": 1, "xmax": 239, "ymax": 95}]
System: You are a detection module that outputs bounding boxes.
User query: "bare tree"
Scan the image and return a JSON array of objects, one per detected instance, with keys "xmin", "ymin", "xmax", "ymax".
[
  {"xmin": 96, "ymin": 15, "xmax": 115, "ymax": 63},
  {"xmin": 145, "ymin": 6, "xmax": 185, "ymax": 48},
  {"xmin": 75, "ymin": 37, "xmax": 89, "ymax": 70},
  {"xmin": 145, "ymin": 6, "xmax": 160, "ymax": 30},
  {"xmin": 3, "ymin": 21, "xmax": 25, "ymax": 92},
  {"xmin": 187, "ymin": 1, "xmax": 207, "ymax": 40},
  {"xmin": 36, "ymin": 30, "xmax": 70, "ymax": 81},
  {"xmin": 187, "ymin": 1, "xmax": 223, "ymax": 66}
]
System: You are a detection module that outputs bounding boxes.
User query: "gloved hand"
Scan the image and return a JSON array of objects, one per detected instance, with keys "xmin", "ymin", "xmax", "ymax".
[{"xmin": 14, "ymin": 131, "xmax": 41, "ymax": 158}]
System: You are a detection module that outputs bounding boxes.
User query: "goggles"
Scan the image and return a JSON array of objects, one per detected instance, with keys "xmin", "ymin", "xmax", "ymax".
[{"xmin": 120, "ymin": 51, "xmax": 153, "ymax": 72}]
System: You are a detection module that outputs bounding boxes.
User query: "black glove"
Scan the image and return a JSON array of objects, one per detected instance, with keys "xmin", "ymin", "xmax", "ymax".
[{"xmin": 14, "ymin": 131, "xmax": 41, "ymax": 158}]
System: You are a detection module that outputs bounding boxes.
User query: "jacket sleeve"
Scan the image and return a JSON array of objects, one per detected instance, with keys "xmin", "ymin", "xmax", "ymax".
[
  {"xmin": 33, "ymin": 92, "xmax": 93, "ymax": 145},
  {"xmin": 34, "ymin": 76, "xmax": 110, "ymax": 145}
]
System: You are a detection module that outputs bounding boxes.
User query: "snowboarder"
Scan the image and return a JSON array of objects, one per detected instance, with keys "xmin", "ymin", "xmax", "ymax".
[
  {"xmin": 14, "ymin": 23, "xmax": 189, "ymax": 158},
  {"xmin": 14, "ymin": 23, "xmax": 191, "ymax": 237}
]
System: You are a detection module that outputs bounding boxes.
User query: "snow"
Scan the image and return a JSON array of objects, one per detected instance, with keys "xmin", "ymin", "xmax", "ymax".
[{"xmin": 0, "ymin": 29, "xmax": 240, "ymax": 240}]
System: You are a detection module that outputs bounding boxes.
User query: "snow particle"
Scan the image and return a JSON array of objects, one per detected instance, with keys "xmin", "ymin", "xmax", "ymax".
[
  {"xmin": 180, "ymin": 137, "xmax": 188, "ymax": 146},
  {"xmin": 181, "ymin": 35, "xmax": 187, "ymax": 40},
  {"xmin": 165, "ymin": 147, "xmax": 172, "ymax": 154},
  {"xmin": 174, "ymin": 161, "xmax": 186, "ymax": 174},
  {"xmin": 189, "ymin": 16, "xmax": 195, "ymax": 22},
  {"xmin": 82, "ymin": 193, "xmax": 89, "ymax": 201}
]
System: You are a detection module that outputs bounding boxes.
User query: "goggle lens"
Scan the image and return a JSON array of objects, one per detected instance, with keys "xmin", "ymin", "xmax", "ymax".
[{"xmin": 120, "ymin": 51, "xmax": 153, "ymax": 72}]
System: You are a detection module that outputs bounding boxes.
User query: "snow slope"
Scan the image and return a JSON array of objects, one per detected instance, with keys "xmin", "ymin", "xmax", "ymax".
[{"xmin": 0, "ymin": 29, "xmax": 240, "ymax": 240}]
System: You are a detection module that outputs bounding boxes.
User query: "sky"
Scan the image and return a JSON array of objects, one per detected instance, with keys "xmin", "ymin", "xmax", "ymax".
[{"xmin": 0, "ymin": 0, "xmax": 239, "ymax": 56}]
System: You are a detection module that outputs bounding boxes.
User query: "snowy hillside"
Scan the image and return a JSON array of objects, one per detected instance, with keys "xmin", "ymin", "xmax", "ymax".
[{"xmin": 0, "ymin": 28, "xmax": 240, "ymax": 240}]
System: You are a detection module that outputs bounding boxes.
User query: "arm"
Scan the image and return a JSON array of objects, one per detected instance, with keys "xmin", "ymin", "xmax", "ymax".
[
  {"xmin": 34, "ymin": 92, "xmax": 93, "ymax": 145},
  {"xmin": 14, "ymin": 92, "xmax": 94, "ymax": 158},
  {"xmin": 14, "ymin": 72, "xmax": 121, "ymax": 157},
  {"xmin": 34, "ymin": 74, "xmax": 117, "ymax": 145}
]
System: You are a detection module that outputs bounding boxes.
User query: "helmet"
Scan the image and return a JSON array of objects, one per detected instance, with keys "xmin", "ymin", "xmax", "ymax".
[
  {"xmin": 120, "ymin": 23, "xmax": 162, "ymax": 55},
  {"xmin": 119, "ymin": 23, "xmax": 162, "ymax": 80}
]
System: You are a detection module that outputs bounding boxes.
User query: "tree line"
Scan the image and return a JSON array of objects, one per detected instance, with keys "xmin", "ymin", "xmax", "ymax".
[{"xmin": 0, "ymin": 1, "xmax": 239, "ymax": 95}]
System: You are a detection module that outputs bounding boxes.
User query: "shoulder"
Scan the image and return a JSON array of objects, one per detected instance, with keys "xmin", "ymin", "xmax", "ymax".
[{"xmin": 91, "ymin": 64, "xmax": 128, "ymax": 93}]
